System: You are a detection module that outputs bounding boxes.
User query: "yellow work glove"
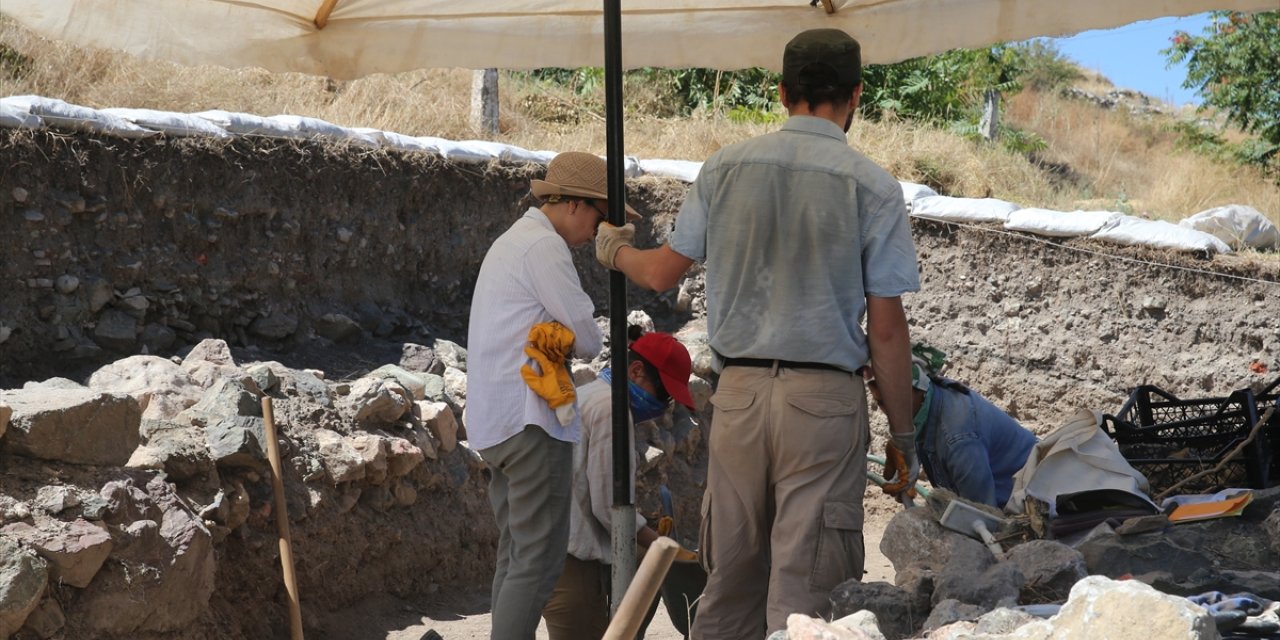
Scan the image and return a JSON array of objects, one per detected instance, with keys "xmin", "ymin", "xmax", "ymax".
[
  {"xmin": 882, "ymin": 440, "xmax": 919, "ymax": 500},
  {"xmin": 595, "ymin": 221, "xmax": 635, "ymax": 270},
  {"xmin": 520, "ymin": 322, "xmax": 577, "ymax": 425},
  {"xmin": 654, "ymin": 518, "xmax": 698, "ymax": 563}
]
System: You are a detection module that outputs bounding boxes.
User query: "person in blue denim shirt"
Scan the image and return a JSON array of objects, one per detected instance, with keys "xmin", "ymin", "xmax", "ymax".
[{"xmin": 869, "ymin": 360, "xmax": 1038, "ymax": 508}]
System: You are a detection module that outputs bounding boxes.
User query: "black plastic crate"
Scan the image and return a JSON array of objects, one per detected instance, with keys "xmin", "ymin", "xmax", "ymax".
[
  {"xmin": 1102, "ymin": 386, "xmax": 1271, "ymax": 495},
  {"xmin": 1253, "ymin": 377, "xmax": 1280, "ymax": 482}
]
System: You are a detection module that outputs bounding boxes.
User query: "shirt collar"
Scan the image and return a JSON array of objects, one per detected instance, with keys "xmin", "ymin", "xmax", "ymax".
[
  {"xmin": 781, "ymin": 115, "xmax": 848, "ymax": 142},
  {"xmin": 522, "ymin": 206, "xmax": 554, "ymax": 230}
]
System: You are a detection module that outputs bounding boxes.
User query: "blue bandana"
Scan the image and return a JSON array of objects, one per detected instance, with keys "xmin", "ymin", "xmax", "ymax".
[{"xmin": 598, "ymin": 368, "xmax": 668, "ymax": 423}]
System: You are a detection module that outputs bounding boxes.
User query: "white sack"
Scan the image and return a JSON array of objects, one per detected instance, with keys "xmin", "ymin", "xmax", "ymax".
[
  {"xmin": 3, "ymin": 96, "xmax": 156, "ymax": 139},
  {"xmin": 101, "ymin": 107, "xmax": 232, "ymax": 138},
  {"xmin": 1178, "ymin": 204, "xmax": 1280, "ymax": 251},
  {"xmin": 192, "ymin": 110, "xmax": 307, "ymax": 139},
  {"xmin": 1004, "ymin": 208, "xmax": 1123, "ymax": 238},
  {"xmin": 1091, "ymin": 216, "xmax": 1232, "ymax": 254},
  {"xmin": 910, "ymin": 195, "xmax": 1020, "ymax": 223},
  {"xmin": 265, "ymin": 115, "xmax": 380, "ymax": 148},
  {"xmin": 639, "ymin": 159, "xmax": 702, "ymax": 183},
  {"xmin": 900, "ymin": 181, "xmax": 938, "ymax": 205},
  {"xmin": 416, "ymin": 137, "xmax": 498, "ymax": 164},
  {"xmin": 0, "ymin": 101, "xmax": 42, "ymax": 130}
]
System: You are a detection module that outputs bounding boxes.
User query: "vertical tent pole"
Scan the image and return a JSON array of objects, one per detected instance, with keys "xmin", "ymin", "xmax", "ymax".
[{"xmin": 603, "ymin": 0, "xmax": 637, "ymax": 616}]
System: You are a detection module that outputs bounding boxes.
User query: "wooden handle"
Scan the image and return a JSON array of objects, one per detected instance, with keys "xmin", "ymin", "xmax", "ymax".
[
  {"xmin": 263, "ymin": 397, "xmax": 305, "ymax": 640},
  {"xmin": 603, "ymin": 536, "xmax": 680, "ymax": 640}
]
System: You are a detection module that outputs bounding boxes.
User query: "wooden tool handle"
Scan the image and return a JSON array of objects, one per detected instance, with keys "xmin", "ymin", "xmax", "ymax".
[
  {"xmin": 603, "ymin": 536, "xmax": 679, "ymax": 640},
  {"xmin": 263, "ymin": 397, "xmax": 305, "ymax": 640}
]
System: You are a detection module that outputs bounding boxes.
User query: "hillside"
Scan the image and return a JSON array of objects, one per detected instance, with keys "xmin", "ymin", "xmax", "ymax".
[{"xmin": 1, "ymin": 17, "xmax": 1277, "ymax": 227}]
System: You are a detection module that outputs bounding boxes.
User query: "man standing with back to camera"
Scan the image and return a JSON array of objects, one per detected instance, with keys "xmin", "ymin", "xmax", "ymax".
[{"xmin": 594, "ymin": 29, "xmax": 921, "ymax": 638}]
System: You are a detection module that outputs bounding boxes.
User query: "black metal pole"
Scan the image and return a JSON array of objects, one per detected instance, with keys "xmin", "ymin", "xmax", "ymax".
[{"xmin": 603, "ymin": 0, "xmax": 636, "ymax": 612}]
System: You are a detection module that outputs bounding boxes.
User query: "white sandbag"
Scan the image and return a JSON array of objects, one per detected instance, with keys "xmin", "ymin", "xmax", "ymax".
[
  {"xmin": 1178, "ymin": 204, "xmax": 1280, "ymax": 250},
  {"xmin": 192, "ymin": 110, "xmax": 307, "ymax": 139},
  {"xmin": 1004, "ymin": 208, "xmax": 1122, "ymax": 238},
  {"xmin": 3, "ymin": 95, "xmax": 156, "ymax": 139},
  {"xmin": 265, "ymin": 115, "xmax": 380, "ymax": 148},
  {"xmin": 639, "ymin": 159, "xmax": 702, "ymax": 183},
  {"xmin": 416, "ymin": 136, "xmax": 498, "ymax": 163},
  {"xmin": 900, "ymin": 181, "xmax": 938, "ymax": 204},
  {"xmin": 1090, "ymin": 216, "xmax": 1232, "ymax": 254},
  {"xmin": 101, "ymin": 107, "xmax": 231, "ymax": 138},
  {"xmin": 910, "ymin": 195, "xmax": 1020, "ymax": 223},
  {"xmin": 0, "ymin": 100, "xmax": 42, "ymax": 129},
  {"xmin": 464, "ymin": 140, "xmax": 550, "ymax": 165}
]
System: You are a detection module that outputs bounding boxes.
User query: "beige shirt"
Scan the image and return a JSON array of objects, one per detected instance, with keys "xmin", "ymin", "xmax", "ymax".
[{"xmin": 567, "ymin": 378, "xmax": 646, "ymax": 563}]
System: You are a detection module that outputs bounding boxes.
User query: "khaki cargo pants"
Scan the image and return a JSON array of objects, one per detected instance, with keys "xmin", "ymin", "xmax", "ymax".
[{"xmin": 691, "ymin": 365, "xmax": 869, "ymax": 639}]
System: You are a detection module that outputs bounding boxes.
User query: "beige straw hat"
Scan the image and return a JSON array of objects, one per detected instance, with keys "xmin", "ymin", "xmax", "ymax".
[{"xmin": 531, "ymin": 151, "xmax": 640, "ymax": 220}]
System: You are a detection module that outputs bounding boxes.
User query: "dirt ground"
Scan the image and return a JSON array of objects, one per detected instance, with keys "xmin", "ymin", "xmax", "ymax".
[{"xmin": 312, "ymin": 489, "xmax": 901, "ymax": 640}]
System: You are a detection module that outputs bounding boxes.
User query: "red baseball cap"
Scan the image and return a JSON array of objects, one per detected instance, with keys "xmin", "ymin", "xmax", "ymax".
[{"xmin": 630, "ymin": 333, "xmax": 695, "ymax": 411}]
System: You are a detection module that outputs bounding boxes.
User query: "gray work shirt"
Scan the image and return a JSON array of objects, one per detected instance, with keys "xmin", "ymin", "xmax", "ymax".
[{"xmin": 669, "ymin": 115, "xmax": 920, "ymax": 372}]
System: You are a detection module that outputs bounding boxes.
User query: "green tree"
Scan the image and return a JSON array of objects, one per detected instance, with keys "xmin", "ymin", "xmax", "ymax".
[{"xmin": 1165, "ymin": 11, "xmax": 1280, "ymax": 147}]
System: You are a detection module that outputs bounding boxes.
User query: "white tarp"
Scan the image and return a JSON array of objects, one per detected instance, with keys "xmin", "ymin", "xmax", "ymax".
[
  {"xmin": 0, "ymin": 102, "xmax": 41, "ymax": 130},
  {"xmin": 1179, "ymin": 204, "xmax": 1280, "ymax": 251},
  {"xmin": 1004, "ymin": 208, "xmax": 1123, "ymax": 238},
  {"xmin": 900, "ymin": 182, "xmax": 938, "ymax": 206},
  {"xmin": 1090, "ymin": 216, "xmax": 1233, "ymax": 255},
  {"xmin": 2, "ymin": 1, "xmax": 1273, "ymax": 79}
]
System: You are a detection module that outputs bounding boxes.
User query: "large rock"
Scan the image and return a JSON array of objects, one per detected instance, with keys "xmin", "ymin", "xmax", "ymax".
[
  {"xmin": 0, "ymin": 537, "xmax": 49, "ymax": 638},
  {"xmin": 1045, "ymin": 576, "xmax": 1219, "ymax": 640},
  {"xmin": 315, "ymin": 429, "xmax": 366, "ymax": 484},
  {"xmin": 180, "ymin": 377, "xmax": 262, "ymax": 425},
  {"xmin": 19, "ymin": 596, "xmax": 65, "ymax": 639},
  {"xmin": 92, "ymin": 309, "xmax": 138, "ymax": 351},
  {"xmin": 342, "ymin": 377, "xmax": 412, "ymax": 426},
  {"xmin": 418, "ymin": 400, "xmax": 458, "ymax": 452},
  {"xmin": 1003, "ymin": 540, "xmax": 1087, "ymax": 604},
  {"xmin": 880, "ymin": 507, "xmax": 958, "ymax": 574},
  {"xmin": 386, "ymin": 436, "xmax": 425, "ymax": 477},
  {"xmin": 830, "ymin": 580, "xmax": 929, "ymax": 640},
  {"xmin": 205, "ymin": 415, "xmax": 268, "ymax": 468},
  {"xmin": 931, "ymin": 538, "xmax": 1023, "ymax": 609},
  {"xmin": 180, "ymin": 338, "xmax": 240, "ymax": 388},
  {"xmin": 1074, "ymin": 523, "xmax": 1212, "ymax": 581},
  {"xmin": 1, "ymin": 519, "xmax": 113, "ymax": 588},
  {"xmin": 923, "ymin": 599, "xmax": 988, "ymax": 633},
  {"xmin": 87, "ymin": 355, "xmax": 202, "ymax": 420},
  {"xmin": 0, "ymin": 389, "xmax": 142, "ymax": 465},
  {"xmin": 784, "ymin": 613, "xmax": 879, "ymax": 639},
  {"xmin": 129, "ymin": 419, "xmax": 215, "ymax": 480},
  {"xmin": 434, "ymin": 338, "xmax": 467, "ymax": 371},
  {"xmin": 370, "ymin": 365, "xmax": 427, "ymax": 401},
  {"xmin": 348, "ymin": 433, "xmax": 390, "ymax": 485},
  {"xmin": 400, "ymin": 342, "xmax": 445, "ymax": 375},
  {"xmin": 78, "ymin": 476, "xmax": 215, "ymax": 634}
]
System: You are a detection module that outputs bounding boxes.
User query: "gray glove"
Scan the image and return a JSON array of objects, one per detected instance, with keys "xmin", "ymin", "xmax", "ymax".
[
  {"xmin": 887, "ymin": 431, "xmax": 921, "ymax": 494},
  {"xmin": 595, "ymin": 221, "xmax": 635, "ymax": 270}
]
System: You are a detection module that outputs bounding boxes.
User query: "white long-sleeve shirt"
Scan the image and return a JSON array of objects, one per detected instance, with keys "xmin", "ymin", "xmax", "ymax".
[
  {"xmin": 568, "ymin": 379, "xmax": 646, "ymax": 564},
  {"xmin": 465, "ymin": 208, "xmax": 603, "ymax": 450}
]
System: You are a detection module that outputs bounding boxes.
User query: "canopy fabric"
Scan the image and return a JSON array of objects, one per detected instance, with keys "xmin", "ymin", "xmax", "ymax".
[{"xmin": 3, "ymin": 0, "xmax": 1274, "ymax": 80}]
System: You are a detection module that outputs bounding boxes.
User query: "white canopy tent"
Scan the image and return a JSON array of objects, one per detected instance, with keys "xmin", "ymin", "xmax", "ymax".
[{"xmin": 2, "ymin": 0, "xmax": 1274, "ymax": 79}]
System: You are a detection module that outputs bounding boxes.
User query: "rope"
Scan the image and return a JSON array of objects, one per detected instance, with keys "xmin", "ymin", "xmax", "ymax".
[{"xmin": 924, "ymin": 218, "xmax": 1280, "ymax": 288}]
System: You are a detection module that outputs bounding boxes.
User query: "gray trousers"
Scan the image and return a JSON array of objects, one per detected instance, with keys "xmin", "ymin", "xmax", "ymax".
[{"xmin": 481, "ymin": 424, "xmax": 574, "ymax": 640}]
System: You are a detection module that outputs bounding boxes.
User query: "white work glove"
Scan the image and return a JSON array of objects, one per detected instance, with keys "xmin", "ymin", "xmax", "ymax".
[
  {"xmin": 885, "ymin": 431, "xmax": 921, "ymax": 498},
  {"xmin": 596, "ymin": 221, "xmax": 635, "ymax": 270}
]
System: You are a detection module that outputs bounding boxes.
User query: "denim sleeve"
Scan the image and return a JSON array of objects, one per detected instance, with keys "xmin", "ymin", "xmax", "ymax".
[{"xmin": 941, "ymin": 432, "xmax": 998, "ymax": 508}]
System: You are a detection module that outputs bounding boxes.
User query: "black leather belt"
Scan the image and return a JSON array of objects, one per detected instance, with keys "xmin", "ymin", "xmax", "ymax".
[{"xmin": 723, "ymin": 357, "xmax": 848, "ymax": 374}]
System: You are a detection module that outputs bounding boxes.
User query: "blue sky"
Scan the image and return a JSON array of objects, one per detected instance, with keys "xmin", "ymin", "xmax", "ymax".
[{"xmin": 1049, "ymin": 13, "xmax": 1215, "ymax": 106}]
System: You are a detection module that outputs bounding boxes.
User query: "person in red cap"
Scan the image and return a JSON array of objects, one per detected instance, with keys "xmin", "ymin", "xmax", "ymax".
[{"xmin": 541, "ymin": 329, "xmax": 696, "ymax": 639}]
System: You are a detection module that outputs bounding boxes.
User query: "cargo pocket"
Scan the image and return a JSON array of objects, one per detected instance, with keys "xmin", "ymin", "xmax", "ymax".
[
  {"xmin": 697, "ymin": 492, "xmax": 714, "ymax": 575},
  {"xmin": 809, "ymin": 501, "xmax": 864, "ymax": 591}
]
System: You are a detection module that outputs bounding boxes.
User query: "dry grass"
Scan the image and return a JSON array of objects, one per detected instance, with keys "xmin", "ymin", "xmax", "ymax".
[
  {"xmin": 1006, "ymin": 89, "xmax": 1280, "ymax": 224},
  {"xmin": 2, "ymin": 18, "xmax": 1278, "ymax": 227}
]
